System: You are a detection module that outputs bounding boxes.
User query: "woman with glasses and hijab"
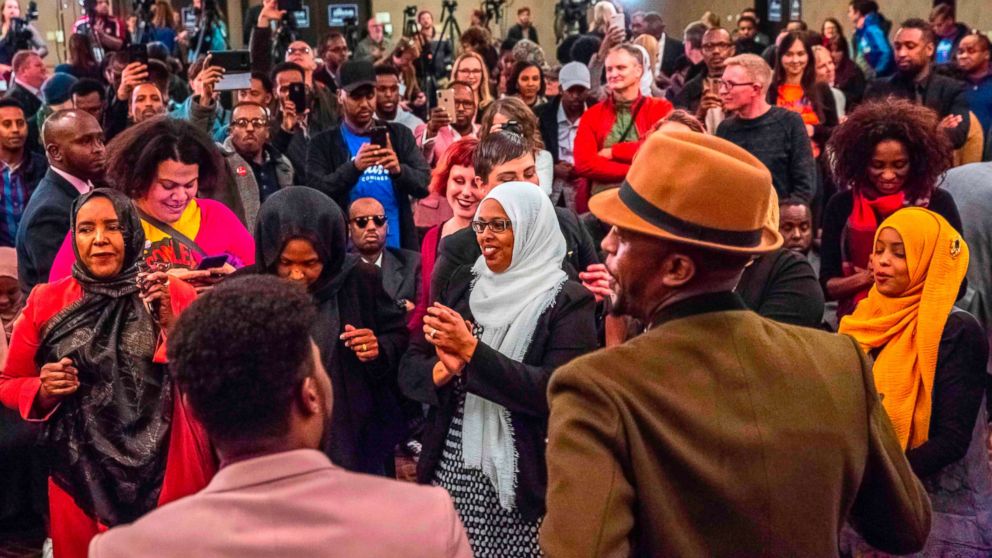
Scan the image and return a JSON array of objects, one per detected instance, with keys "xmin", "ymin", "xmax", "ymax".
[
  {"xmin": 0, "ymin": 189, "xmax": 214, "ymax": 558},
  {"xmin": 248, "ymin": 187, "xmax": 410, "ymax": 476},
  {"xmin": 399, "ymin": 182, "xmax": 598, "ymax": 556}
]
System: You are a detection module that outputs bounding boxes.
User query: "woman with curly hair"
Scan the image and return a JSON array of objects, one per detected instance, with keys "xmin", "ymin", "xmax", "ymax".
[
  {"xmin": 505, "ymin": 60, "xmax": 546, "ymax": 110},
  {"xmin": 821, "ymin": 99, "xmax": 962, "ymax": 318}
]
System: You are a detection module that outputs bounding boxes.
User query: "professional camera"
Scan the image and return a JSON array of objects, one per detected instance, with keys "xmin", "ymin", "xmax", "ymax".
[
  {"xmin": 404, "ymin": 5, "xmax": 417, "ymax": 18},
  {"xmin": 6, "ymin": 2, "xmax": 39, "ymax": 53},
  {"xmin": 554, "ymin": 0, "xmax": 590, "ymax": 42},
  {"xmin": 131, "ymin": 0, "xmax": 154, "ymax": 12},
  {"xmin": 442, "ymin": 0, "xmax": 457, "ymax": 10}
]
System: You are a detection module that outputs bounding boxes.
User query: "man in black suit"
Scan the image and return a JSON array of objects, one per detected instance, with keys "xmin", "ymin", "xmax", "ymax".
[
  {"xmin": 348, "ymin": 196, "xmax": 421, "ymax": 314},
  {"xmin": 430, "ymin": 130, "xmax": 603, "ymax": 303},
  {"xmin": 643, "ymin": 12, "xmax": 684, "ymax": 78},
  {"xmin": 5, "ymin": 50, "xmax": 47, "ymax": 151},
  {"xmin": 306, "ymin": 60, "xmax": 430, "ymax": 252},
  {"xmin": 865, "ymin": 18, "xmax": 970, "ymax": 148},
  {"xmin": 15, "ymin": 110, "xmax": 106, "ymax": 293}
]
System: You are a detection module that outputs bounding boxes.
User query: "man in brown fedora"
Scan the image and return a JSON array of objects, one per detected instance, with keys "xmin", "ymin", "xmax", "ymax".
[{"xmin": 539, "ymin": 131, "xmax": 931, "ymax": 557}]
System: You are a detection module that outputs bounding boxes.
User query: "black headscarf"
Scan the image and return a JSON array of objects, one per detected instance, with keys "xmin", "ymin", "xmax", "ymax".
[
  {"xmin": 254, "ymin": 187, "xmax": 367, "ymax": 465},
  {"xmin": 38, "ymin": 188, "xmax": 173, "ymax": 526}
]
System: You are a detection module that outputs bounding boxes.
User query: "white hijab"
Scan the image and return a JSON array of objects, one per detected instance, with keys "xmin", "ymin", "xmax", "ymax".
[
  {"xmin": 633, "ymin": 44, "xmax": 654, "ymax": 97},
  {"xmin": 463, "ymin": 181, "xmax": 567, "ymax": 511}
]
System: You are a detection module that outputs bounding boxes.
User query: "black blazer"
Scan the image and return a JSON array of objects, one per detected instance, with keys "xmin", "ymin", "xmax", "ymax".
[
  {"xmin": 536, "ymin": 96, "xmax": 562, "ymax": 164},
  {"xmin": 865, "ymin": 71, "xmax": 971, "ymax": 149},
  {"xmin": 398, "ymin": 274, "xmax": 598, "ymax": 521},
  {"xmin": 380, "ymin": 247, "xmax": 421, "ymax": 306},
  {"xmin": 672, "ymin": 67, "xmax": 709, "ymax": 113},
  {"xmin": 659, "ymin": 34, "xmax": 685, "ymax": 77},
  {"xmin": 736, "ymin": 248, "xmax": 824, "ymax": 329},
  {"xmin": 305, "ymin": 122, "xmax": 431, "ymax": 252},
  {"xmin": 15, "ymin": 169, "xmax": 83, "ymax": 293},
  {"xmin": 429, "ymin": 206, "xmax": 600, "ymax": 301}
]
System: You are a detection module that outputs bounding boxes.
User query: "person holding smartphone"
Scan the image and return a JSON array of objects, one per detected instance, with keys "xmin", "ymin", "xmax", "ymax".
[
  {"xmin": 306, "ymin": 60, "xmax": 431, "ymax": 252},
  {"xmin": 418, "ymin": 81, "xmax": 479, "ymax": 166}
]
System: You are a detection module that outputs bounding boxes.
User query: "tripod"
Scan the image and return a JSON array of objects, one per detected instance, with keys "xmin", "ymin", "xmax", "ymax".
[{"xmin": 423, "ymin": 1, "xmax": 460, "ymax": 106}]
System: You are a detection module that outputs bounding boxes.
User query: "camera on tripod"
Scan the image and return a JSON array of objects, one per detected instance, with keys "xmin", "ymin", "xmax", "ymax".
[
  {"xmin": 442, "ymin": 0, "xmax": 457, "ymax": 11},
  {"xmin": 131, "ymin": 0, "xmax": 154, "ymax": 13},
  {"xmin": 404, "ymin": 5, "xmax": 417, "ymax": 18},
  {"xmin": 6, "ymin": 1, "xmax": 39, "ymax": 52},
  {"xmin": 557, "ymin": 0, "xmax": 591, "ymax": 24}
]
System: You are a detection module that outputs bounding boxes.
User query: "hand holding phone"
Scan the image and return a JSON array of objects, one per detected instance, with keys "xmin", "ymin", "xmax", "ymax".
[{"xmin": 287, "ymin": 82, "xmax": 307, "ymax": 114}]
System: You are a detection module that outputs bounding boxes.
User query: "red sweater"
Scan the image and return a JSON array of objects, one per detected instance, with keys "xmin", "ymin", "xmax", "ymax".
[{"xmin": 573, "ymin": 94, "xmax": 673, "ymax": 184}]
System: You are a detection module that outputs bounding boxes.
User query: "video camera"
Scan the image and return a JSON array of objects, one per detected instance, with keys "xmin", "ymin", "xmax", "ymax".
[
  {"xmin": 404, "ymin": 5, "xmax": 417, "ymax": 18},
  {"xmin": 556, "ymin": 0, "xmax": 591, "ymax": 25},
  {"xmin": 442, "ymin": 0, "xmax": 457, "ymax": 10},
  {"xmin": 6, "ymin": 1, "xmax": 39, "ymax": 52}
]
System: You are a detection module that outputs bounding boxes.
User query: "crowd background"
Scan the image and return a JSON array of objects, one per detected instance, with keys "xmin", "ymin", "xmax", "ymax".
[{"xmin": 0, "ymin": 0, "xmax": 990, "ymax": 556}]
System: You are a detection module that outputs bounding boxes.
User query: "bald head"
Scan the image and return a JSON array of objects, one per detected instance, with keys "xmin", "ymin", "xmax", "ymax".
[
  {"xmin": 349, "ymin": 197, "xmax": 387, "ymax": 258},
  {"xmin": 42, "ymin": 110, "xmax": 106, "ymax": 180}
]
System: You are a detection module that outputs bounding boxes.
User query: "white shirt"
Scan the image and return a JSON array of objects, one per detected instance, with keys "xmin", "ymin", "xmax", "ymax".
[
  {"xmin": 51, "ymin": 167, "xmax": 93, "ymax": 195},
  {"xmin": 556, "ymin": 104, "xmax": 581, "ymax": 164},
  {"xmin": 388, "ymin": 109, "xmax": 425, "ymax": 134},
  {"xmin": 13, "ymin": 78, "xmax": 41, "ymax": 100}
]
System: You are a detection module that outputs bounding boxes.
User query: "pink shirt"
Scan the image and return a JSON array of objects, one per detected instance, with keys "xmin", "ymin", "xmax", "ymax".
[{"xmin": 48, "ymin": 198, "xmax": 255, "ymax": 282}]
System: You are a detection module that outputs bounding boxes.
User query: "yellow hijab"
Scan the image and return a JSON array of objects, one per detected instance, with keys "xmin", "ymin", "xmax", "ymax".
[{"xmin": 839, "ymin": 207, "xmax": 968, "ymax": 450}]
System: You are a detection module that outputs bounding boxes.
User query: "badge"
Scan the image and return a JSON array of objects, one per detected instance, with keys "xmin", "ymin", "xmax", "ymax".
[
  {"xmin": 950, "ymin": 237, "xmax": 962, "ymax": 258},
  {"xmin": 236, "ymin": 165, "xmax": 248, "ymax": 177}
]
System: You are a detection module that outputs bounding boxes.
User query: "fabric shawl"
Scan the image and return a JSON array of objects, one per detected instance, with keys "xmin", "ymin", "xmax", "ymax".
[
  {"xmin": 464, "ymin": 181, "xmax": 567, "ymax": 511},
  {"xmin": 38, "ymin": 188, "xmax": 172, "ymax": 526},
  {"xmin": 839, "ymin": 207, "xmax": 969, "ymax": 449},
  {"xmin": 0, "ymin": 246, "xmax": 23, "ymax": 340},
  {"xmin": 253, "ymin": 187, "xmax": 361, "ymax": 462}
]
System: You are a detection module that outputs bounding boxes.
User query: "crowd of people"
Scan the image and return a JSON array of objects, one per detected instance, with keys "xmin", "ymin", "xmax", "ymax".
[{"xmin": 0, "ymin": 0, "xmax": 991, "ymax": 556}]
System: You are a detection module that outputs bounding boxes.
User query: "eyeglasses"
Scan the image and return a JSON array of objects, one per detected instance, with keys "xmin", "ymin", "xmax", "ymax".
[
  {"xmin": 287, "ymin": 46, "xmax": 312, "ymax": 55},
  {"xmin": 702, "ymin": 42, "xmax": 734, "ymax": 52},
  {"xmin": 231, "ymin": 117, "xmax": 269, "ymax": 128},
  {"xmin": 457, "ymin": 68, "xmax": 483, "ymax": 75},
  {"xmin": 716, "ymin": 79, "xmax": 755, "ymax": 91},
  {"xmin": 471, "ymin": 219, "xmax": 512, "ymax": 233},
  {"xmin": 352, "ymin": 215, "xmax": 387, "ymax": 228}
]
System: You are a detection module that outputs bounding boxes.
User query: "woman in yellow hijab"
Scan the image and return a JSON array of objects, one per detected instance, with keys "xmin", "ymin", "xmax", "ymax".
[{"xmin": 840, "ymin": 207, "xmax": 992, "ymax": 556}]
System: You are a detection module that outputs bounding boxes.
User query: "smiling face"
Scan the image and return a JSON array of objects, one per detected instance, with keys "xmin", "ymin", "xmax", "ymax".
[
  {"xmin": 445, "ymin": 164, "xmax": 481, "ymax": 221},
  {"xmin": 867, "ymin": 139, "xmax": 910, "ymax": 197},
  {"xmin": 871, "ymin": 227, "xmax": 911, "ymax": 296},
  {"xmin": 0, "ymin": 275, "xmax": 20, "ymax": 316},
  {"xmin": 137, "ymin": 159, "xmax": 199, "ymax": 224},
  {"xmin": 515, "ymin": 65, "xmax": 542, "ymax": 102},
  {"xmin": 780, "ymin": 39, "xmax": 809, "ymax": 81},
  {"xmin": 277, "ymin": 237, "xmax": 324, "ymax": 289},
  {"xmin": 718, "ymin": 64, "xmax": 761, "ymax": 112},
  {"xmin": 605, "ymin": 49, "xmax": 643, "ymax": 96},
  {"xmin": 455, "ymin": 56, "xmax": 484, "ymax": 90},
  {"xmin": 75, "ymin": 196, "xmax": 126, "ymax": 279},
  {"xmin": 814, "ymin": 48, "xmax": 836, "ymax": 84},
  {"xmin": 475, "ymin": 198, "xmax": 514, "ymax": 273}
]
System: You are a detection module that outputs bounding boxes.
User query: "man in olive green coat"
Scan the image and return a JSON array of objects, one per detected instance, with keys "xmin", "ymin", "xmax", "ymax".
[{"xmin": 540, "ymin": 131, "xmax": 931, "ymax": 557}]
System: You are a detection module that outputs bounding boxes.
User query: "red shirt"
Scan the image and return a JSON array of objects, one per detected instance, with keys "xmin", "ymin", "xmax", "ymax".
[{"xmin": 573, "ymin": 94, "xmax": 673, "ymax": 184}]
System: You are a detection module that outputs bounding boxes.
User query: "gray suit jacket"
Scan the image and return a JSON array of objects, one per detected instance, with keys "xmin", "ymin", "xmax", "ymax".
[{"xmin": 380, "ymin": 247, "xmax": 421, "ymax": 306}]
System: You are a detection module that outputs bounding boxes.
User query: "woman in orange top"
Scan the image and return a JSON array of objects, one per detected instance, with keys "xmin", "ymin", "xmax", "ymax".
[{"xmin": 768, "ymin": 31, "xmax": 839, "ymax": 158}]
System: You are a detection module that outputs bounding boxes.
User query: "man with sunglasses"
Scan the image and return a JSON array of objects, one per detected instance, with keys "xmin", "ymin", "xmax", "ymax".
[
  {"xmin": 715, "ymin": 54, "xmax": 816, "ymax": 203},
  {"xmin": 217, "ymin": 102, "xmax": 295, "ymax": 230},
  {"xmin": 674, "ymin": 28, "xmax": 736, "ymax": 125},
  {"xmin": 349, "ymin": 197, "xmax": 421, "ymax": 314}
]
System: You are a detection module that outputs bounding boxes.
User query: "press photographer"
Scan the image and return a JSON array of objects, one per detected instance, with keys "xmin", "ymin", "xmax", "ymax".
[
  {"xmin": 182, "ymin": 0, "xmax": 229, "ymax": 61},
  {"xmin": 0, "ymin": 1, "xmax": 46, "ymax": 69},
  {"xmin": 72, "ymin": 0, "xmax": 127, "ymax": 56}
]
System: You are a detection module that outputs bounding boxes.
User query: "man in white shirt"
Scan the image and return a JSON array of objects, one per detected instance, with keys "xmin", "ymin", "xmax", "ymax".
[{"xmin": 538, "ymin": 62, "xmax": 589, "ymax": 208}]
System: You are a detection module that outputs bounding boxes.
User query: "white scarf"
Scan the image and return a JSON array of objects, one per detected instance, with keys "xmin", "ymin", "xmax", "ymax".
[{"xmin": 463, "ymin": 182, "xmax": 568, "ymax": 511}]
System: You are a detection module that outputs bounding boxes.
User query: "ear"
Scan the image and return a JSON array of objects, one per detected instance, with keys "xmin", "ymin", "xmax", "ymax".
[
  {"xmin": 925, "ymin": 42, "xmax": 935, "ymax": 57},
  {"xmin": 298, "ymin": 376, "xmax": 322, "ymax": 417},
  {"xmin": 474, "ymin": 175, "xmax": 487, "ymax": 190},
  {"xmin": 660, "ymin": 252, "xmax": 698, "ymax": 288},
  {"xmin": 46, "ymin": 143, "xmax": 62, "ymax": 163}
]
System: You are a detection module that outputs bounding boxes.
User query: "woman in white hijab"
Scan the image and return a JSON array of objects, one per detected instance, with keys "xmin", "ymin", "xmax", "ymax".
[{"xmin": 400, "ymin": 182, "xmax": 598, "ymax": 557}]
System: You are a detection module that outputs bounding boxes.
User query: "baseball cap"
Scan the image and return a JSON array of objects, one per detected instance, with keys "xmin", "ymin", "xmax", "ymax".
[
  {"xmin": 337, "ymin": 60, "xmax": 377, "ymax": 94},
  {"xmin": 558, "ymin": 62, "xmax": 591, "ymax": 90}
]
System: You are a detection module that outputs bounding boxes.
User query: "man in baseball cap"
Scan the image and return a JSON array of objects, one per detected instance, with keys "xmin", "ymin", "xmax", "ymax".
[
  {"xmin": 540, "ymin": 131, "xmax": 931, "ymax": 556},
  {"xmin": 537, "ymin": 61, "xmax": 590, "ymax": 209}
]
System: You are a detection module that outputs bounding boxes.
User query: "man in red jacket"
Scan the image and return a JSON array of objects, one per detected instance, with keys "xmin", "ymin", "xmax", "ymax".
[{"xmin": 574, "ymin": 44, "xmax": 672, "ymax": 194}]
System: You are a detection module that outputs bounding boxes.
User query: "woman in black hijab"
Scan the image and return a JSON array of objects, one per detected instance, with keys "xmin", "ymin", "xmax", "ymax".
[
  {"xmin": 0, "ymin": 189, "xmax": 214, "ymax": 557},
  {"xmin": 252, "ymin": 187, "xmax": 410, "ymax": 475}
]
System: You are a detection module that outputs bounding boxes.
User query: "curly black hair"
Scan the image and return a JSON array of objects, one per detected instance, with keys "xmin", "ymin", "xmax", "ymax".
[
  {"xmin": 168, "ymin": 275, "xmax": 318, "ymax": 444},
  {"xmin": 826, "ymin": 99, "xmax": 952, "ymax": 201},
  {"xmin": 505, "ymin": 60, "xmax": 546, "ymax": 101},
  {"xmin": 105, "ymin": 117, "xmax": 225, "ymax": 200}
]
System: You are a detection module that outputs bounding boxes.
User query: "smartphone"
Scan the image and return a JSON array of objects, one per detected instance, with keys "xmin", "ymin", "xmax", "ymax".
[
  {"xmin": 437, "ymin": 89, "xmax": 456, "ymax": 116},
  {"xmin": 369, "ymin": 125, "xmax": 389, "ymax": 148},
  {"xmin": 278, "ymin": 0, "xmax": 302, "ymax": 11},
  {"xmin": 609, "ymin": 13, "xmax": 625, "ymax": 32},
  {"xmin": 287, "ymin": 82, "xmax": 307, "ymax": 113},
  {"xmin": 196, "ymin": 255, "xmax": 229, "ymax": 271},
  {"xmin": 126, "ymin": 43, "xmax": 148, "ymax": 65},
  {"xmin": 207, "ymin": 50, "xmax": 251, "ymax": 73}
]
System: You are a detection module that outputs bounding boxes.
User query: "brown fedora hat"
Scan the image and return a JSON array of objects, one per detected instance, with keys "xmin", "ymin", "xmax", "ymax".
[{"xmin": 589, "ymin": 130, "xmax": 783, "ymax": 254}]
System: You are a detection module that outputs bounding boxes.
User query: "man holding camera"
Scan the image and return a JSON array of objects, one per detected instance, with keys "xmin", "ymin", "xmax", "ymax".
[{"xmin": 306, "ymin": 60, "xmax": 430, "ymax": 251}]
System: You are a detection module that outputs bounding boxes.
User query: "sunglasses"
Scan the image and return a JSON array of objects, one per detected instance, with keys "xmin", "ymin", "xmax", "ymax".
[
  {"xmin": 231, "ymin": 117, "xmax": 269, "ymax": 128},
  {"xmin": 352, "ymin": 215, "xmax": 387, "ymax": 227},
  {"xmin": 471, "ymin": 219, "xmax": 512, "ymax": 233}
]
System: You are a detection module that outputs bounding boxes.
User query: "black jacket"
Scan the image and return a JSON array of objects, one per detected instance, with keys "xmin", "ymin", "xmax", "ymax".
[
  {"xmin": 672, "ymin": 67, "xmax": 709, "ymax": 113},
  {"xmin": 658, "ymin": 34, "xmax": 685, "ymax": 77},
  {"xmin": 865, "ymin": 70, "xmax": 971, "ymax": 149},
  {"xmin": 305, "ymin": 122, "xmax": 431, "ymax": 251},
  {"xmin": 430, "ymin": 206, "xmax": 600, "ymax": 301},
  {"xmin": 398, "ymin": 274, "xmax": 598, "ymax": 521},
  {"xmin": 536, "ymin": 96, "xmax": 562, "ymax": 164},
  {"xmin": 15, "ymin": 169, "xmax": 83, "ymax": 293},
  {"xmin": 506, "ymin": 24, "xmax": 538, "ymax": 45},
  {"xmin": 736, "ymin": 248, "xmax": 825, "ymax": 329},
  {"xmin": 379, "ymin": 247, "xmax": 421, "ymax": 306}
]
